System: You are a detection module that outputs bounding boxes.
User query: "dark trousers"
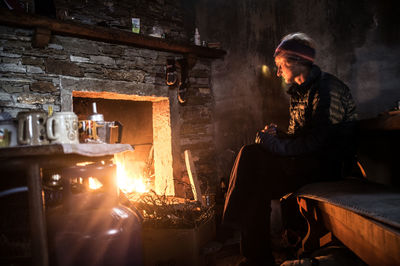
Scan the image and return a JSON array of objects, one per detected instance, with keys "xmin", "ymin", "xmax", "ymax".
[{"xmin": 222, "ymin": 144, "xmax": 327, "ymax": 263}]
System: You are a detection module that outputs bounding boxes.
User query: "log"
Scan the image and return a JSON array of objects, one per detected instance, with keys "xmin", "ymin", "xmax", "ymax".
[{"xmin": 184, "ymin": 150, "xmax": 206, "ymax": 206}]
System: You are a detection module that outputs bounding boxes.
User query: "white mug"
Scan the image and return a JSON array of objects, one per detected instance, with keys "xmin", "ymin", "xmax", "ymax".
[{"xmin": 46, "ymin": 112, "xmax": 79, "ymax": 144}]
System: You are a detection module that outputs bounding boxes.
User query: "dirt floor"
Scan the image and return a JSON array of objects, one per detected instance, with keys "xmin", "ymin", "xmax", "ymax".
[
  {"xmin": 203, "ymin": 204, "xmax": 366, "ymax": 266},
  {"xmin": 203, "ymin": 231, "xmax": 366, "ymax": 266}
]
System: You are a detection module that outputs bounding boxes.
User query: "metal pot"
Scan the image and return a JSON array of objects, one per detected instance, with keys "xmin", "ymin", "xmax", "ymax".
[
  {"xmin": 96, "ymin": 120, "xmax": 123, "ymax": 144},
  {"xmin": 87, "ymin": 102, "xmax": 123, "ymax": 144}
]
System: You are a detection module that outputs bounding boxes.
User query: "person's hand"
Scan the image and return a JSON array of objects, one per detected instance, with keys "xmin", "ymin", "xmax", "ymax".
[
  {"xmin": 262, "ymin": 123, "xmax": 277, "ymax": 136},
  {"xmin": 255, "ymin": 131, "xmax": 263, "ymax": 143},
  {"xmin": 255, "ymin": 123, "xmax": 278, "ymax": 143}
]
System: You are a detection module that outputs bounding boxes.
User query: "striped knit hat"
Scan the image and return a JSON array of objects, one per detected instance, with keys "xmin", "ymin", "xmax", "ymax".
[{"xmin": 274, "ymin": 38, "xmax": 316, "ymax": 63}]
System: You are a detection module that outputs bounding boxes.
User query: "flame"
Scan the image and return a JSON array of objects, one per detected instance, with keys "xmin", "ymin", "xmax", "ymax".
[
  {"xmin": 88, "ymin": 177, "xmax": 103, "ymax": 190},
  {"xmin": 115, "ymin": 158, "xmax": 149, "ymax": 194},
  {"xmin": 76, "ymin": 161, "xmax": 95, "ymax": 166}
]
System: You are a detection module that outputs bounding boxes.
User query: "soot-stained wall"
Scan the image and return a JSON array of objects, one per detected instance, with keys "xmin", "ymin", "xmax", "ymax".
[{"xmin": 193, "ymin": 0, "xmax": 400, "ymax": 181}]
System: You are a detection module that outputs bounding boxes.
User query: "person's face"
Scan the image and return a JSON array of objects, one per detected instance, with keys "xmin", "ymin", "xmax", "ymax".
[{"xmin": 275, "ymin": 56, "xmax": 301, "ymax": 84}]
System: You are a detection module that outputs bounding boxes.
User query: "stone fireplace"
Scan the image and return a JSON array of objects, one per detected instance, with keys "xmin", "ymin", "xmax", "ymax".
[
  {"xmin": 72, "ymin": 92, "xmax": 174, "ymax": 196},
  {"xmin": 0, "ymin": 5, "xmax": 222, "ymax": 197}
]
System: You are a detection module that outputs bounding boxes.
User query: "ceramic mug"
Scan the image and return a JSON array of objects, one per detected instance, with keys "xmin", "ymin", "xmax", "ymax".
[
  {"xmin": 0, "ymin": 119, "xmax": 18, "ymax": 147},
  {"xmin": 47, "ymin": 112, "xmax": 79, "ymax": 144},
  {"xmin": 78, "ymin": 120, "xmax": 100, "ymax": 143},
  {"xmin": 17, "ymin": 111, "xmax": 49, "ymax": 145}
]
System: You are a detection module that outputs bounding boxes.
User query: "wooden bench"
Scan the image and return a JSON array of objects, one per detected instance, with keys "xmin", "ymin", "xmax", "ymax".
[
  {"xmin": 290, "ymin": 113, "xmax": 400, "ymax": 265},
  {"xmin": 295, "ymin": 179, "xmax": 400, "ymax": 265}
]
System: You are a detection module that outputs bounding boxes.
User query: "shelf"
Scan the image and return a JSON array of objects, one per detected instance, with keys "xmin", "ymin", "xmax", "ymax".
[
  {"xmin": 0, "ymin": 143, "xmax": 133, "ymax": 159},
  {"xmin": 0, "ymin": 9, "xmax": 226, "ymax": 58}
]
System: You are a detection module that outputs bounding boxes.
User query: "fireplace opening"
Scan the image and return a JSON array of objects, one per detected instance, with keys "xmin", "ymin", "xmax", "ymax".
[{"xmin": 72, "ymin": 92, "xmax": 174, "ymax": 197}]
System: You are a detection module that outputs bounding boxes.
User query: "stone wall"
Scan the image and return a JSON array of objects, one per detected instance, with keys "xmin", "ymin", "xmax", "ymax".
[
  {"xmin": 194, "ymin": 0, "xmax": 400, "ymax": 183},
  {"xmin": 0, "ymin": 10, "xmax": 217, "ymax": 195},
  {"xmin": 53, "ymin": 0, "xmax": 188, "ymax": 41}
]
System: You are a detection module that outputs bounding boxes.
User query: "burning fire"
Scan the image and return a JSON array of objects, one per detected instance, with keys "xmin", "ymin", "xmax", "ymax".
[
  {"xmin": 88, "ymin": 177, "xmax": 103, "ymax": 190},
  {"xmin": 114, "ymin": 155, "xmax": 149, "ymax": 194}
]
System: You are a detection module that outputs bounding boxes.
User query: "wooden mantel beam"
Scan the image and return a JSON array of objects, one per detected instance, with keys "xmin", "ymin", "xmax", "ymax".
[{"xmin": 0, "ymin": 9, "xmax": 226, "ymax": 59}]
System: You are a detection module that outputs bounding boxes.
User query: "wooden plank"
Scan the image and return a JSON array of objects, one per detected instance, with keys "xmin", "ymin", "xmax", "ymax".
[
  {"xmin": 0, "ymin": 143, "xmax": 133, "ymax": 158},
  {"xmin": 0, "ymin": 9, "xmax": 226, "ymax": 58},
  {"xmin": 317, "ymin": 200, "xmax": 400, "ymax": 266},
  {"xmin": 32, "ymin": 27, "xmax": 51, "ymax": 48},
  {"xmin": 184, "ymin": 150, "xmax": 206, "ymax": 206},
  {"xmin": 358, "ymin": 114, "xmax": 400, "ymax": 131}
]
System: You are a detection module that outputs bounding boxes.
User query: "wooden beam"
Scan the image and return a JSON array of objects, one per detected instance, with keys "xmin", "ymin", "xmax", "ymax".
[
  {"xmin": 0, "ymin": 9, "xmax": 226, "ymax": 58},
  {"xmin": 27, "ymin": 162, "xmax": 49, "ymax": 266},
  {"xmin": 32, "ymin": 27, "xmax": 51, "ymax": 48}
]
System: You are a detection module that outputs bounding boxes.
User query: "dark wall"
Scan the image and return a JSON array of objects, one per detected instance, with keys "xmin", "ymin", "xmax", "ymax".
[{"xmin": 193, "ymin": 0, "xmax": 400, "ymax": 181}]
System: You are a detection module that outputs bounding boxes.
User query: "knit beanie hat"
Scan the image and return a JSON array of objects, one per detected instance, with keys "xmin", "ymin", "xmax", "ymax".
[{"xmin": 274, "ymin": 38, "xmax": 316, "ymax": 63}]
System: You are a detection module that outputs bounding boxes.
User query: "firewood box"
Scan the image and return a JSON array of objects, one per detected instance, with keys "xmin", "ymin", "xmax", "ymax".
[{"xmin": 142, "ymin": 213, "xmax": 216, "ymax": 266}]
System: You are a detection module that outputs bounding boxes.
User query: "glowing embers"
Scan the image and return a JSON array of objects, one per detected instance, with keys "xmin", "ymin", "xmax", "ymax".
[{"xmin": 115, "ymin": 153, "xmax": 150, "ymax": 194}]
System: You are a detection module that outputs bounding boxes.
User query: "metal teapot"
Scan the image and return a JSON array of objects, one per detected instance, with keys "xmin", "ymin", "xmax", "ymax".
[{"xmin": 88, "ymin": 103, "xmax": 123, "ymax": 144}]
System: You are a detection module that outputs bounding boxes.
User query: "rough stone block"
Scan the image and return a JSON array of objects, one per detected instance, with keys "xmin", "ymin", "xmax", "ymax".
[
  {"xmin": 22, "ymin": 57, "xmax": 44, "ymax": 66},
  {"xmin": 2, "ymin": 85, "xmax": 24, "ymax": 93},
  {"xmin": 144, "ymin": 75, "xmax": 156, "ymax": 83},
  {"xmin": 27, "ymin": 65, "xmax": 44, "ymax": 74},
  {"xmin": 0, "ymin": 63, "xmax": 26, "ymax": 73},
  {"xmin": 47, "ymin": 43, "xmax": 63, "ymax": 50},
  {"xmin": 103, "ymin": 69, "xmax": 146, "ymax": 82},
  {"xmin": 0, "ymin": 51, "xmax": 21, "ymax": 58},
  {"xmin": 30, "ymin": 81, "xmax": 57, "ymax": 92},
  {"xmin": 55, "ymin": 36, "xmax": 99, "ymax": 55},
  {"xmin": 99, "ymin": 45, "xmax": 124, "ymax": 56},
  {"xmin": 123, "ymin": 49, "xmax": 140, "ymax": 58},
  {"xmin": 0, "ymin": 58, "xmax": 20, "ymax": 64},
  {"xmin": 115, "ymin": 58, "xmax": 139, "ymax": 68},
  {"xmin": 70, "ymin": 55, "xmax": 91, "ymax": 63},
  {"xmin": 139, "ymin": 49, "xmax": 158, "ymax": 59},
  {"xmin": 90, "ymin": 55, "xmax": 115, "ymax": 65},
  {"xmin": 45, "ymin": 58, "xmax": 83, "ymax": 77},
  {"xmin": 17, "ymin": 93, "xmax": 57, "ymax": 105},
  {"xmin": 0, "ymin": 92, "xmax": 13, "ymax": 102}
]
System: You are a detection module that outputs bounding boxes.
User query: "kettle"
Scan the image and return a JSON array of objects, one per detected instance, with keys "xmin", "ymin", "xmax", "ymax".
[{"xmin": 88, "ymin": 103, "xmax": 123, "ymax": 144}]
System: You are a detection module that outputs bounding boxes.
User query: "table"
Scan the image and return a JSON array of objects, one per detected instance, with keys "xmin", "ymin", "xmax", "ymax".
[{"xmin": 0, "ymin": 144, "xmax": 133, "ymax": 266}]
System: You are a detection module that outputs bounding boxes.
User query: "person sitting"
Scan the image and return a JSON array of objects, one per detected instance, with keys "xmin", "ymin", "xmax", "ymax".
[{"xmin": 222, "ymin": 32, "xmax": 358, "ymax": 266}]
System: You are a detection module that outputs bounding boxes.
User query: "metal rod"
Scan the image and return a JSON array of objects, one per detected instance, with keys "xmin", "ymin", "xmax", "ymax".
[{"xmin": 92, "ymin": 102, "xmax": 97, "ymax": 114}]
